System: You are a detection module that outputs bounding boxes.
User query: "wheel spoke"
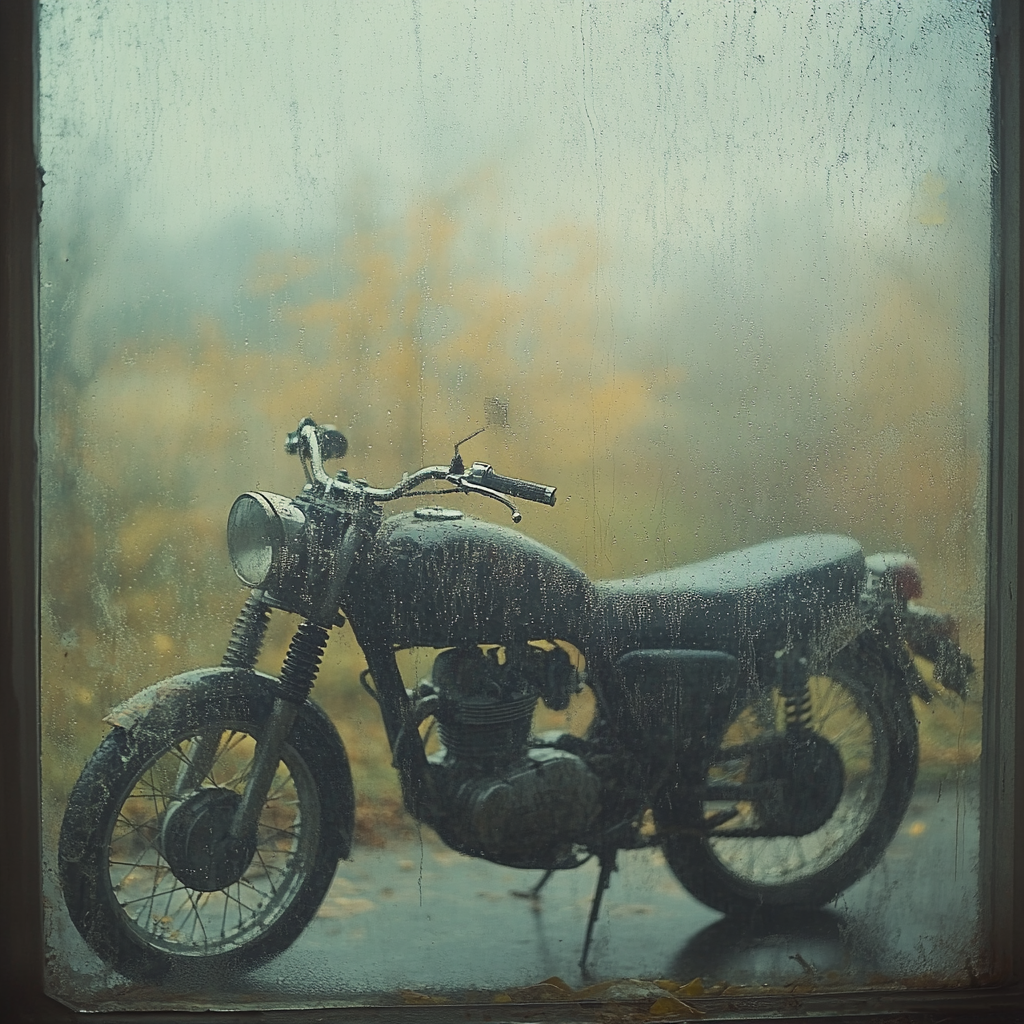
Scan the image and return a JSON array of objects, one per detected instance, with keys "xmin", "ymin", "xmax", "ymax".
[
  {"xmin": 657, "ymin": 664, "xmax": 912, "ymax": 909},
  {"xmin": 96, "ymin": 715, "xmax": 324, "ymax": 960},
  {"xmin": 220, "ymin": 883, "xmax": 231, "ymax": 938},
  {"xmin": 253, "ymin": 849, "xmax": 279, "ymax": 897},
  {"xmin": 709, "ymin": 676, "xmax": 884, "ymax": 881},
  {"xmin": 185, "ymin": 890, "xmax": 210, "ymax": 947},
  {"xmin": 119, "ymin": 883, "xmax": 192, "ymax": 909},
  {"xmin": 112, "ymin": 816, "xmax": 159, "ymax": 849},
  {"xmin": 258, "ymin": 822, "xmax": 301, "ymax": 842}
]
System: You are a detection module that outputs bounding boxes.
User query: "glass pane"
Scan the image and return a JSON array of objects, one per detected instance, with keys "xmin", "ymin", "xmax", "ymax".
[{"xmin": 41, "ymin": 0, "xmax": 992, "ymax": 1011}]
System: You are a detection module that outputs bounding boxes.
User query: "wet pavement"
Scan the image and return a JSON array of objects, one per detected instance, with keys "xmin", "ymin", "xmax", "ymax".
[{"xmin": 47, "ymin": 769, "xmax": 980, "ymax": 1010}]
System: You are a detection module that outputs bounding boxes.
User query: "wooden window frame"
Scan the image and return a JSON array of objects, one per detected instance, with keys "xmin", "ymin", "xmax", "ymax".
[{"xmin": 2, "ymin": 2, "xmax": 1021, "ymax": 1020}]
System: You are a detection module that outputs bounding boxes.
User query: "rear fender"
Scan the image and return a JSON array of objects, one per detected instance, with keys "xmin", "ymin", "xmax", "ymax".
[
  {"xmin": 901, "ymin": 604, "xmax": 975, "ymax": 699},
  {"xmin": 864, "ymin": 553, "xmax": 973, "ymax": 699}
]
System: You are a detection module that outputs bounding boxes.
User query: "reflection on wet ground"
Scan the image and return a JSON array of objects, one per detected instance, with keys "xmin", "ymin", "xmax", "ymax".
[{"xmin": 49, "ymin": 771, "xmax": 979, "ymax": 1010}]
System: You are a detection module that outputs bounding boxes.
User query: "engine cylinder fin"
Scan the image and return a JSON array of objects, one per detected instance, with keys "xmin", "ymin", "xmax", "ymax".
[{"xmin": 437, "ymin": 694, "xmax": 536, "ymax": 765}]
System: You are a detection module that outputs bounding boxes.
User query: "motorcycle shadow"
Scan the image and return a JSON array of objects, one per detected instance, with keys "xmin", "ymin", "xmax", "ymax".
[{"xmin": 671, "ymin": 907, "xmax": 883, "ymax": 990}]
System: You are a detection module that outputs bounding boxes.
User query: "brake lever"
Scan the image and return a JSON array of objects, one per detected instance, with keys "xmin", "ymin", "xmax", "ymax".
[{"xmin": 448, "ymin": 475, "xmax": 522, "ymax": 523}]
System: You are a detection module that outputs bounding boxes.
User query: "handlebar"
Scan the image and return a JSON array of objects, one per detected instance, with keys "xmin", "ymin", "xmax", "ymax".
[
  {"xmin": 287, "ymin": 419, "xmax": 557, "ymax": 520},
  {"xmin": 466, "ymin": 463, "xmax": 557, "ymax": 506}
]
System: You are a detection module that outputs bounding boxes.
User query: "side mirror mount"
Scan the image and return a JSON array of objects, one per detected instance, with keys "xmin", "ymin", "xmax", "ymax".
[
  {"xmin": 448, "ymin": 400, "xmax": 507, "ymax": 474},
  {"xmin": 285, "ymin": 418, "xmax": 348, "ymax": 464}
]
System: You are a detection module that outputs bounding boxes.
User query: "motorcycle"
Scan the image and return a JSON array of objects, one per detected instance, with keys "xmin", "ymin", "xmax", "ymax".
[{"xmin": 58, "ymin": 417, "xmax": 974, "ymax": 981}]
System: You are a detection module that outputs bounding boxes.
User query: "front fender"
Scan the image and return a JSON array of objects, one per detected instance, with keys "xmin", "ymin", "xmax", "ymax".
[
  {"xmin": 103, "ymin": 666, "xmax": 280, "ymax": 732},
  {"xmin": 98, "ymin": 665, "xmax": 354, "ymax": 863}
]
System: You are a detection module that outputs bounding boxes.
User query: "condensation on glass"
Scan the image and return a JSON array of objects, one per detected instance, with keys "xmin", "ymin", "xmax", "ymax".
[{"xmin": 39, "ymin": 0, "xmax": 992, "ymax": 1012}]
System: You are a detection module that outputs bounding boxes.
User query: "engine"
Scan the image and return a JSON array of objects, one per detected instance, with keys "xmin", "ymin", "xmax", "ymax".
[{"xmin": 422, "ymin": 644, "xmax": 602, "ymax": 869}]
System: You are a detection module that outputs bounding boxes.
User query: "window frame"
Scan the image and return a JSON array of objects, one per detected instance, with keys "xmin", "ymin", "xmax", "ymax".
[
  {"xmin": 2, "ymin": 1, "xmax": 1021, "ymax": 1020},
  {"xmin": 981, "ymin": 0, "xmax": 1024, "ymax": 994}
]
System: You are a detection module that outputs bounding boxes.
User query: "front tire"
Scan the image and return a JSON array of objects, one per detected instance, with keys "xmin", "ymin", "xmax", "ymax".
[
  {"xmin": 655, "ymin": 644, "xmax": 918, "ymax": 915},
  {"xmin": 59, "ymin": 670, "xmax": 354, "ymax": 980}
]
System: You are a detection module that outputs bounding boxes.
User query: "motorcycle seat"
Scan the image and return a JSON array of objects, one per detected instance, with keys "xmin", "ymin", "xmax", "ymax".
[{"xmin": 595, "ymin": 534, "xmax": 865, "ymax": 663}]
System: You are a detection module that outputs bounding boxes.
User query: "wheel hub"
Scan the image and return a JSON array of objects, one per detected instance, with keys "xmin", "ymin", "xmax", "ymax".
[
  {"xmin": 160, "ymin": 787, "xmax": 255, "ymax": 892},
  {"xmin": 749, "ymin": 732, "xmax": 845, "ymax": 836}
]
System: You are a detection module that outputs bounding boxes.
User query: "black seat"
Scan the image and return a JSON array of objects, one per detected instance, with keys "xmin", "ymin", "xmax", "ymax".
[{"xmin": 595, "ymin": 534, "xmax": 865, "ymax": 662}]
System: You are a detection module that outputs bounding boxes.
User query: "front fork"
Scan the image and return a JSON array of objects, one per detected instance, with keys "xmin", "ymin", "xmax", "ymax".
[{"xmin": 175, "ymin": 591, "xmax": 331, "ymax": 846}]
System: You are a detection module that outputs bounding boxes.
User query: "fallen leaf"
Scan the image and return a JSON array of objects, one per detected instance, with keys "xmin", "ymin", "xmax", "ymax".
[
  {"xmin": 400, "ymin": 990, "xmax": 447, "ymax": 1005},
  {"xmin": 329, "ymin": 876, "xmax": 360, "ymax": 894},
  {"xmin": 538, "ymin": 976, "xmax": 574, "ymax": 994},
  {"xmin": 574, "ymin": 980, "xmax": 619, "ymax": 1000},
  {"xmin": 647, "ymin": 995, "xmax": 703, "ymax": 1018},
  {"xmin": 610, "ymin": 903, "xmax": 654, "ymax": 917},
  {"xmin": 316, "ymin": 897, "xmax": 375, "ymax": 919},
  {"xmin": 511, "ymin": 983, "xmax": 572, "ymax": 1002}
]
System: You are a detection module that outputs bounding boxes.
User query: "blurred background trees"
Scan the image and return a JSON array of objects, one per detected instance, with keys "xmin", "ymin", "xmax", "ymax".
[{"xmin": 40, "ymin": 176, "xmax": 983, "ymax": 837}]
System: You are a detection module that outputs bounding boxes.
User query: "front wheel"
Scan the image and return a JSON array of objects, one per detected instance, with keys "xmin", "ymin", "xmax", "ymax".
[
  {"xmin": 59, "ymin": 669, "xmax": 354, "ymax": 980},
  {"xmin": 654, "ymin": 645, "xmax": 918, "ymax": 915}
]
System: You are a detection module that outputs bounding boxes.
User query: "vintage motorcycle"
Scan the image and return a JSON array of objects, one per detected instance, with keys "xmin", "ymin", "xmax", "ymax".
[{"xmin": 59, "ymin": 417, "xmax": 973, "ymax": 980}]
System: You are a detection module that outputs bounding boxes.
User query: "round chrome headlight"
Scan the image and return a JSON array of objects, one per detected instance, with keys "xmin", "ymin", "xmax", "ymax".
[{"xmin": 226, "ymin": 492, "xmax": 305, "ymax": 588}]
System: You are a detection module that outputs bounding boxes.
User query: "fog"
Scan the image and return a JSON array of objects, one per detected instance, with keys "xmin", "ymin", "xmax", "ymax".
[{"xmin": 40, "ymin": 0, "xmax": 991, "ymax": 1007}]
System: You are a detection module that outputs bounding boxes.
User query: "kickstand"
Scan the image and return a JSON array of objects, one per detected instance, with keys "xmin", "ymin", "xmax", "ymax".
[
  {"xmin": 512, "ymin": 867, "xmax": 555, "ymax": 903},
  {"xmin": 580, "ymin": 852, "xmax": 616, "ymax": 970}
]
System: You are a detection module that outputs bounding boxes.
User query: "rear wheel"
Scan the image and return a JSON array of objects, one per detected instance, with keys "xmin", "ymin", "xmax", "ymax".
[
  {"xmin": 59, "ymin": 672, "xmax": 353, "ymax": 980},
  {"xmin": 654, "ymin": 650, "xmax": 917, "ymax": 914}
]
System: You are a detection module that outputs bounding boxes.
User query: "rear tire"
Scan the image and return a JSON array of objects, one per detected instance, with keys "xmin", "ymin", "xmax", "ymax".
[
  {"xmin": 59, "ymin": 671, "xmax": 354, "ymax": 980},
  {"xmin": 654, "ymin": 646, "xmax": 917, "ymax": 915}
]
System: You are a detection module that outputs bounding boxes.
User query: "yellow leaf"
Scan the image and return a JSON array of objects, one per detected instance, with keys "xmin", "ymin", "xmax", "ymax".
[
  {"xmin": 399, "ymin": 990, "xmax": 446, "ymax": 1005},
  {"xmin": 648, "ymin": 995, "xmax": 703, "ymax": 1018},
  {"xmin": 573, "ymin": 980, "xmax": 618, "ymax": 1000},
  {"xmin": 538, "ymin": 976, "xmax": 574, "ymax": 994}
]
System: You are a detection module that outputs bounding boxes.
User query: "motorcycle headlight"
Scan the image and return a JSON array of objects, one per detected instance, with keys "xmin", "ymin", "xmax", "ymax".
[{"xmin": 227, "ymin": 492, "xmax": 306, "ymax": 588}]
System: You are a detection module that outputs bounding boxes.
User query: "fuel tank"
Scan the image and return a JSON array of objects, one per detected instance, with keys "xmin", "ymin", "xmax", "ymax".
[{"xmin": 352, "ymin": 508, "xmax": 594, "ymax": 647}]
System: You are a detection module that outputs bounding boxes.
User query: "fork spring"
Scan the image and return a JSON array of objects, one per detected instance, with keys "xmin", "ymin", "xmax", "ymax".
[
  {"xmin": 277, "ymin": 621, "xmax": 330, "ymax": 704},
  {"xmin": 222, "ymin": 591, "xmax": 271, "ymax": 669}
]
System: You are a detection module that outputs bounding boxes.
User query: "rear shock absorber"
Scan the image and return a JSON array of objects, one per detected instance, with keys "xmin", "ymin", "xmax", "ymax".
[{"xmin": 778, "ymin": 651, "xmax": 813, "ymax": 735}]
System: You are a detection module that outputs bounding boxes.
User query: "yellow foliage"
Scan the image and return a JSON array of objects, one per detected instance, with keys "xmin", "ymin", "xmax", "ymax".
[{"xmin": 40, "ymin": 179, "xmax": 983, "ymax": 842}]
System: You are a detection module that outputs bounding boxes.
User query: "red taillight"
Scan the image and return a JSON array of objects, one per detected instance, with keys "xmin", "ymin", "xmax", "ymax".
[
  {"xmin": 865, "ymin": 553, "xmax": 923, "ymax": 600},
  {"xmin": 890, "ymin": 561, "xmax": 923, "ymax": 600}
]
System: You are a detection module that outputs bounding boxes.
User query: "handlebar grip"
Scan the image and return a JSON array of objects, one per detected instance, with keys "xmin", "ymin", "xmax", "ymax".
[{"xmin": 474, "ymin": 466, "xmax": 556, "ymax": 506}]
